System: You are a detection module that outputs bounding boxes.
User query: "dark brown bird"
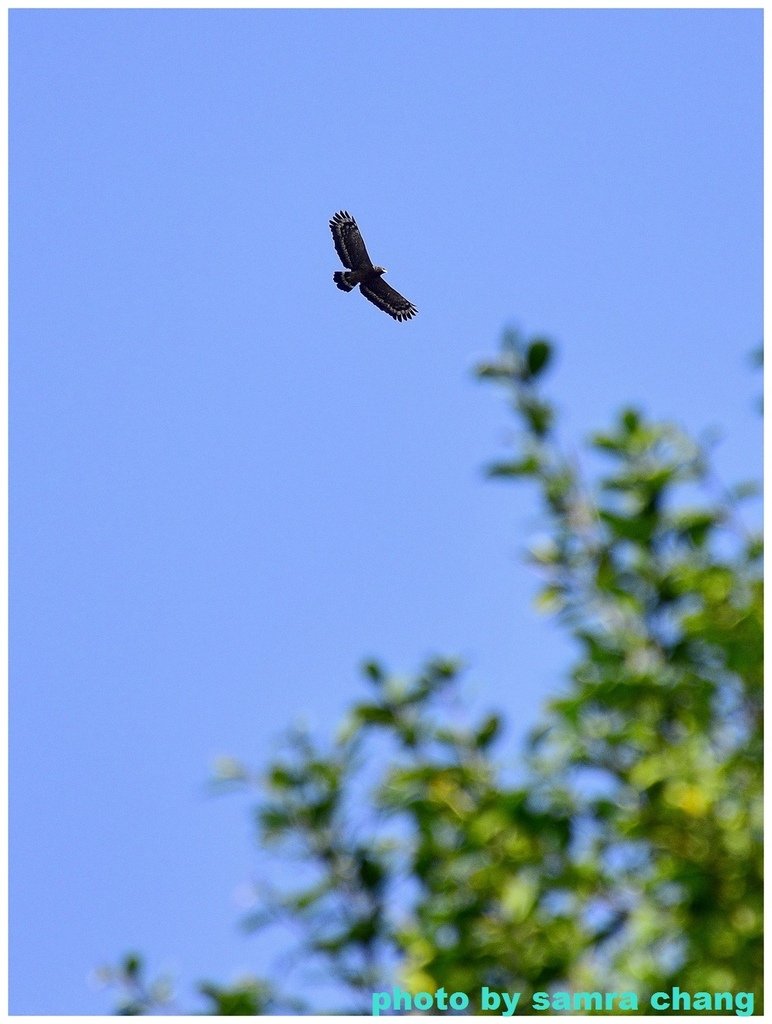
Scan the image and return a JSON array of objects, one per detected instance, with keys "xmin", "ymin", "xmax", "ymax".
[{"xmin": 330, "ymin": 211, "xmax": 418, "ymax": 322}]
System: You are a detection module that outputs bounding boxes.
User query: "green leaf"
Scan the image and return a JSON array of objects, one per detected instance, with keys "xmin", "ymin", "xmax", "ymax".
[
  {"xmin": 526, "ymin": 339, "xmax": 552, "ymax": 377},
  {"xmin": 123, "ymin": 954, "xmax": 141, "ymax": 979},
  {"xmin": 522, "ymin": 397, "xmax": 554, "ymax": 437},
  {"xmin": 362, "ymin": 659, "xmax": 385, "ymax": 684},
  {"xmin": 474, "ymin": 714, "xmax": 502, "ymax": 749},
  {"xmin": 353, "ymin": 703, "xmax": 396, "ymax": 726},
  {"xmin": 621, "ymin": 407, "xmax": 642, "ymax": 433},
  {"xmin": 486, "ymin": 455, "xmax": 541, "ymax": 478}
]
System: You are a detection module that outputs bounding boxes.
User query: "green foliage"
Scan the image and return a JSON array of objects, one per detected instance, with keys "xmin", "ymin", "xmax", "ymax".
[
  {"xmin": 104, "ymin": 331, "xmax": 761, "ymax": 1013},
  {"xmin": 197, "ymin": 980, "xmax": 276, "ymax": 1016},
  {"xmin": 96, "ymin": 953, "xmax": 278, "ymax": 1015},
  {"xmin": 96, "ymin": 954, "xmax": 173, "ymax": 1015}
]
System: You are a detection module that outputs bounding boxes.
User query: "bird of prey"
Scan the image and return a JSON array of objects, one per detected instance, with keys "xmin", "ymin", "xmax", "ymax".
[{"xmin": 329, "ymin": 211, "xmax": 418, "ymax": 322}]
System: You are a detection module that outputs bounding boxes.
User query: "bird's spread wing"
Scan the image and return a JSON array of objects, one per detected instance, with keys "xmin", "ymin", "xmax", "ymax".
[
  {"xmin": 330, "ymin": 211, "xmax": 373, "ymax": 271},
  {"xmin": 359, "ymin": 277, "xmax": 418, "ymax": 322}
]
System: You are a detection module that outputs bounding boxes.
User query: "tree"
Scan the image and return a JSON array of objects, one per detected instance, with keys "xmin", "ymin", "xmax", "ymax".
[{"xmin": 104, "ymin": 331, "xmax": 762, "ymax": 1015}]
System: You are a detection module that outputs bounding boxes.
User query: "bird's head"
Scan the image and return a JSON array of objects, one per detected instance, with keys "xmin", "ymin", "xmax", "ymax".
[{"xmin": 373, "ymin": 266, "xmax": 387, "ymax": 276}]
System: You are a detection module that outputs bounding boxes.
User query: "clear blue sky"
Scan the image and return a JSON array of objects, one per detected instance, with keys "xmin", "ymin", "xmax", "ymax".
[{"xmin": 10, "ymin": 9, "xmax": 762, "ymax": 1014}]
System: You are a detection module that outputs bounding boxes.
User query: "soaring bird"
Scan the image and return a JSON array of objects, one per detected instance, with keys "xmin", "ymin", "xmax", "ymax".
[{"xmin": 329, "ymin": 211, "xmax": 418, "ymax": 322}]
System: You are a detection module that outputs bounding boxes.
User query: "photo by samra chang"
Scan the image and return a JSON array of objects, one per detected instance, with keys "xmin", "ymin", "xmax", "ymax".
[{"xmin": 371, "ymin": 985, "xmax": 756, "ymax": 1017}]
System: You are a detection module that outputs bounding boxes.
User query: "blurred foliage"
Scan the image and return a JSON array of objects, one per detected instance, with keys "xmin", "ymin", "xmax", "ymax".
[
  {"xmin": 104, "ymin": 331, "xmax": 761, "ymax": 1013},
  {"xmin": 97, "ymin": 953, "xmax": 277, "ymax": 1015}
]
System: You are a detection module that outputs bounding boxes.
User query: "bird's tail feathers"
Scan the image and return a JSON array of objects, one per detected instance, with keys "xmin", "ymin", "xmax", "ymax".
[{"xmin": 333, "ymin": 271, "xmax": 358, "ymax": 292}]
